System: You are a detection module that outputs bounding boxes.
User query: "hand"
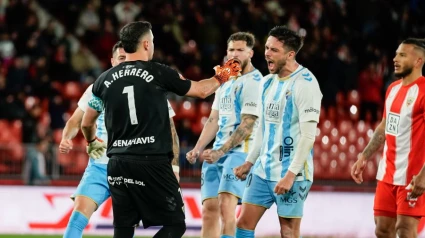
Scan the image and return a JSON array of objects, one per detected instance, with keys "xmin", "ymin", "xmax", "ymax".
[
  {"xmin": 86, "ymin": 137, "xmax": 106, "ymax": 159},
  {"xmin": 274, "ymin": 172, "xmax": 296, "ymax": 195},
  {"xmin": 59, "ymin": 139, "xmax": 73, "ymax": 154},
  {"xmin": 186, "ymin": 149, "xmax": 201, "ymax": 164},
  {"xmin": 213, "ymin": 59, "xmax": 242, "ymax": 84},
  {"xmin": 351, "ymin": 153, "xmax": 367, "ymax": 184},
  {"xmin": 204, "ymin": 149, "xmax": 224, "ymax": 164},
  {"xmin": 408, "ymin": 174, "xmax": 425, "ymax": 199},
  {"xmin": 234, "ymin": 161, "xmax": 253, "ymax": 180}
]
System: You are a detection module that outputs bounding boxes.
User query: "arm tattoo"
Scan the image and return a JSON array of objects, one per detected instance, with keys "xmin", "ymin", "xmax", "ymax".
[
  {"xmin": 219, "ymin": 114, "xmax": 258, "ymax": 154},
  {"xmin": 170, "ymin": 120, "xmax": 180, "ymax": 166},
  {"xmin": 362, "ymin": 126, "xmax": 386, "ymax": 159}
]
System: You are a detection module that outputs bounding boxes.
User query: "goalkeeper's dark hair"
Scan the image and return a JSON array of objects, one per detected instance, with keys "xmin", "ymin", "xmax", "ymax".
[
  {"xmin": 402, "ymin": 38, "xmax": 425, "ymax": 54},
  {"xmin": 227, "ymin": 32, "xmax": 255, "ymax": 48},
  {"xmin": 120, "ymin": 21, "xmax": 152, "ymax": 53},
  {"xmin": 112, "ymin": 41, "xmax": 123, "ymax": 55},
  {"xmin": 268, "ymin": 26, "xmax": 304, "ymax": 54}
]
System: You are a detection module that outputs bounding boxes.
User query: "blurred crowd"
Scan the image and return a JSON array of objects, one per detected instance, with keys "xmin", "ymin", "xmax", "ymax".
[{"xmin": 1, "ymin": 0, "xmax": 425, "ymax": 182}]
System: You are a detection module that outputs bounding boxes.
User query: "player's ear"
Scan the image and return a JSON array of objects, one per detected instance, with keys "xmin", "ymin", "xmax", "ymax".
[
  {"xmin": 142, "ymin": 40, "xmax": 149, "ymax": 51},
  {"xmin": 110, "ymin": 58, "xmax": 114, "ymax": 66},
  {"xmin": 249, "ymin": 49, "xmax": 254, "ymax": 58}
]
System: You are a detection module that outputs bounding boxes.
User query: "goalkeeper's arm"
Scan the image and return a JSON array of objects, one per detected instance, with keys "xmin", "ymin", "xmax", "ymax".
[{"xmin": 185, "ymin": 59, "xmax": 241, "ymax": 99}]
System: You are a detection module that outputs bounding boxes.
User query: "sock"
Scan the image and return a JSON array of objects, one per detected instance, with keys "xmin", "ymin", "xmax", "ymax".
[
  {"xmin": 220, "ymin": 235, "xmax": 234, "ymax": 238},
  {"xmin": 235, "ymin": 227, "xmax": 254, "ymax": 238},
  {"xmin": 63, "ymin": 210, "xmax": 89, "ymax": 238}
]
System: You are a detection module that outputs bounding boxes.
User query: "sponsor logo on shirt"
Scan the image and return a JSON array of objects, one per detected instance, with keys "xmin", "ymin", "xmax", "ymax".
[
  {"xmin": 112, "ymin": 136, "xmax": 155, "ymax": 147},
  {"xmin": 244, "ymin": 102, "xmax": 257, "ymax": 107},
  {"xmin": 304, "ymin": 107, "xmax": 320, "ymax": 114}
]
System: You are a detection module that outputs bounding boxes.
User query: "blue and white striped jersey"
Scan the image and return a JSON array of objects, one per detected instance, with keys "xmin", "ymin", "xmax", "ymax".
[
  {"xmin": 212, "ymin": 69, "xmax": 263, "ymax": 153},
  {"xmin": 253, "ymin": 65, "xmax": 322, "ymax": 182}
]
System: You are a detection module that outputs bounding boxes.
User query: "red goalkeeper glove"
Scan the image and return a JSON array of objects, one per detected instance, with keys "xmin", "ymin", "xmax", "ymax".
[{"xmin": 213, "ymin": 59, "xmax": 242, "ymax": 84}]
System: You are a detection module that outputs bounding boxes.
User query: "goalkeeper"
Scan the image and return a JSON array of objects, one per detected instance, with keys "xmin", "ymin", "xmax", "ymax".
[
  {"xmin": 59, "ymin": 41, "xmax": 179, "ymax": 238},
  {"xmin": 186, "ymin": 32, "xmax": 263, "ymax": 238},
  {"xmin": 80, "ymin": 21, "xmax": 241, "ymax": 238}
]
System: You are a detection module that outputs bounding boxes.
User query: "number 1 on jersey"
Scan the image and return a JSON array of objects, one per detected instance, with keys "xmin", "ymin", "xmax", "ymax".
[{"xmin": 122, "ymin": 85, "xmax": 138, "ymax": 125}]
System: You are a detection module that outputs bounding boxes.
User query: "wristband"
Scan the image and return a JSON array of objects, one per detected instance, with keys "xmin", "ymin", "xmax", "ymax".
[
  {"xmin": 172, "ymin": 165, "xmax": 180, "ymax": 173},
  {"xmin": 87, "ymin": 137, "xmax": 97, "ymax": 144}
]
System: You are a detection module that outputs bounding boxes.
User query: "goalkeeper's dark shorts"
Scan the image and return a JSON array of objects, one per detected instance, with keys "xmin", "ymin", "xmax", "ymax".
[{"xmin": 107, "ymin": 155, "xmax": 185, "ymax": 228}]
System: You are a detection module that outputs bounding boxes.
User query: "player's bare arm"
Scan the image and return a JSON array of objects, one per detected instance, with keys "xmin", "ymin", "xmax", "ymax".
[
  {"xmin": 186, "ymin": 59, "xmax": 242, "ymax": 99},
  {"xmin": 204, "ymin": 114, "xmax": 257, "ymax": 164},
  {"xmin": 186, "ymin": 78, "xmax": 221, "ymax": 99},
  {"xmin": 59, "ymin": 108, "xmax": 84, "ymax": 154},
  {"xmin": 170, "ymin": 118, "xmax": 181, "ymax": 182},
  {"xmin": 362, "ymin": 118, "xmax": 386, "ymax": 159},
  {"xmin": 186, "ymin": 109, "xmax": 219, "ymax": 164},
  {"xmin": 81, "ymin": 107, "xmax": 106, "ymax": 159},
  {"xmin": 81, "ymin": 107, "xmax": 100, "ymax": 141},
  {"xmin": 219, "ymin": 114, "xmax": 257, "ymax": 154},
  {"xmin": 351, "ymin": 118, "xmax": 386, "ymax": 184},
  {"xmin": 170, "ymin": 119, "xmax": 179, "ymax": 167}
]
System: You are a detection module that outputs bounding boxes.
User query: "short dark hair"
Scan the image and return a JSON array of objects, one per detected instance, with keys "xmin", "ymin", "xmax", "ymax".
[
  {"xmin": 112, "ymin": 41, "xmax": 123, "ymax": 55},
  {"xmin": 227, "ymin": 32, "xmax": 255, "ymax": 48},
  {"xmin": 119, "ymin": 21, "xmax": 152, "ymax": 53},
  {"xmin": 402, "ymin": 38, "xmax": 425, "ymax": 52},
  {"xmin": 268, "ymin": 26, "xmax": 303, "ymax": 54}
]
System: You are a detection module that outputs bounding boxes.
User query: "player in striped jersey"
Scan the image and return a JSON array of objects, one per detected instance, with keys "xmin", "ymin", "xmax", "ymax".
[
  {"xmin": 60, "ymin": 42, "xmax": 180, "ymax": 238},
  {"xmin": 186, "ymin": 32, "xmax": 263, "ymax": 238},
  {"xmin": 352, "ymin": 38, "xmax": 425, "ymax": 238},
  {"xmin": 234, "ymin": 26, "xmax": 322, "ymax": 238}
]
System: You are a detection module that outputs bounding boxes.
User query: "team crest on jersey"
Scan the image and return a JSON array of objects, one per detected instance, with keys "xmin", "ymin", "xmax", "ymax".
[
  {"xmin": 406, "ymin": 97, "xmax": 415, "ymax": 107},
  {"xmin": 285, "ymin": 90, "xmax": 292, "ymax": 98}
]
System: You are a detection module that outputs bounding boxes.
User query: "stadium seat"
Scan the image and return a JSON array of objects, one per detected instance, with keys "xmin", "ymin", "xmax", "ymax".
[
  {"xmin": 63, "ymin": 81, "xmax": 83, "ymax": 100},
  {"xmin": 178, "ymin": 100, "xmax": 197, "ymax": 120},
  {"xmin": 198, "ymin": 101, "xmax": 211, "ymax": 117},
  {"xmin": 347, "ymin": 90, "xmax": 360, "ymax": 106}
]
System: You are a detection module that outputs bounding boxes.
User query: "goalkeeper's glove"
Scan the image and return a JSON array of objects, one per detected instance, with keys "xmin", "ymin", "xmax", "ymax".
[
  {"xmin": 86, "ymin": 137, "xmax": 106, "ymax": 159},
  {"xmin": 213, "ymin": 59, "xmax": 242, "ymax": 85}
]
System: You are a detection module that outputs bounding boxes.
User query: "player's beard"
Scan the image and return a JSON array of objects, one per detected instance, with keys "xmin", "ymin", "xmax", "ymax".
[
  {"xmin": 240, "ymin": 59, "xmax": 249, "ymax": 73},
  {"xmin": 394, "ymin": 65, "xmax": 413, "ymax": 79},
  {"xmin": 272, "ymin": 58, "xmax": 287, "ymax": 75}
]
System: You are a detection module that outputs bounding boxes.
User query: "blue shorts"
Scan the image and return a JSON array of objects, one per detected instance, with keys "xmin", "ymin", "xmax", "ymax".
[
  {"xmin": 242, "ymin": 173, "xmax": 312, "ymax": 218},
  {"xmin": 201, "ymin": 151, "xmax": 247, "ymax": 202},
  {"xmin": 71, "ymin": 163, "xmax": 110, "ymax": 208}
]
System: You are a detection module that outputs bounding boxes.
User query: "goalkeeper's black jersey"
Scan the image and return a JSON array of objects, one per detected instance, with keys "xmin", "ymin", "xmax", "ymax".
[{"xmin": 91, "ymin": 60, "xmax": 191, "ymax": 159}]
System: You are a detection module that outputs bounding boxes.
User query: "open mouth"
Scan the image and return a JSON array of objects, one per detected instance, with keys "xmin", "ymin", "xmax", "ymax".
[
  {"xmin": 231, "ymin": 58, "xmax": 241, "ymax": 64},
  {"xmin": 267, "ymin": 60, "xmax": 275, "ymax": 70},
  {"xmin": 394, "ymin": 64, "xmax": 400, "ymax": 70}
]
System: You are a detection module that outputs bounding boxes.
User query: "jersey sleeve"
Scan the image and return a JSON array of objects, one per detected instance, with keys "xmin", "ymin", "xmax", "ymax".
[
  {"xmin": 294, "ymin": 76, "xmax": 323, "ymax": 123},
  {"xmin": 77, "ymin": 84, "xmax": 94, "ymax": 112},
  {"xmin": 241, "ymin": 73, "xmax": 263, "ymax": 117},
  {"xmin": 211, "ymin": 87, "xmax": 221, "ymax": 111},
  {"xmin": 88, "ymin": 74, "xmax": 106, "ymax": 113},
  {"xmin": 155, "ymin": 63, "xmax": 192, "ymax": 96},
  {"xmin": 167, "ymin": 100, "xmax": 175, "ymax": 118}
]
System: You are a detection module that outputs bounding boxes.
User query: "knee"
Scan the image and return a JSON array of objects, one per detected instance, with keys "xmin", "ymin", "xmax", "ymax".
[
  {"xmin": 375, "ymin": 227, "xmax": 393, "ymax": 238},
  {"xmin": 219, "ymin": 199, "xmax": 235, "ymax": 220},
  {"xmin": 280, "ymin": 226, "xmax": 294, "ymax": 238},
  {"xmin": 396, "ymin": 224, "xmax": 414, "ymax": 238},
  {"xmin": 202, "ymin": 200, "xmax": 219, "ymax": 221}
]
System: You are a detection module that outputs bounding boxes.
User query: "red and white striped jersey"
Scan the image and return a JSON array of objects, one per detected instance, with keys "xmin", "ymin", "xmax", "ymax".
[{"xmin": 377, "ymin": 76, "xmax": 425, "ymax": 185}]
